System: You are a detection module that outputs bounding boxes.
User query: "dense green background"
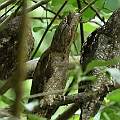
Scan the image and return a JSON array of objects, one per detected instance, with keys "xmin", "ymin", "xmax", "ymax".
[{"xmin": 0, "ymin": 0, "xmax": 120, "ymax": 120}]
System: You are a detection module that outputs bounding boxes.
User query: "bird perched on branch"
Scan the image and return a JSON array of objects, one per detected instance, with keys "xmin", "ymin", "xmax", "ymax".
[
  {"xmin": 29, "ymin": 12, "xmax": 80, "ymax": 118},
  {"xmin": 0, "ymin": 16, "xmax": 34, "ymax": 80}
]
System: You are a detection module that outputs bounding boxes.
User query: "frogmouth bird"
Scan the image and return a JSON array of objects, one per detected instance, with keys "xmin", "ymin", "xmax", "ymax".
[
  {"xmin": 29, "ymin": 12, "xmax": 81, "ymax": 118},
  {"xmin": 0, "ymin": 16, "xmax": 34, "ymax": 80}
]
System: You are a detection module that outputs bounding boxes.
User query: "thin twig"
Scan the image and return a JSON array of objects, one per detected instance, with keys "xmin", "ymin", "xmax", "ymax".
[
  {"xmin": 25, "ymin": 0, "xmax": 51, "ymax": 13},
  {"xmin": 31, "ymin": 16, "xmax": 60, "ymax": 20},
  {"xmin": 30, "ymin": 0, "xmax": 69, "ymax": 59},
  {"xmin": 1, "ymin": 0, "xmax": 21, "ymax": 18},
  {"xmin": 41, "ymin": 5, "xmax": 63, "ymax": 19},
  {"xmin": 29, "ymin": 83, "xmax": 120, "ymax": 111},
  {"xmin": 0, "ymin": 0, "xmax": 51, "ymax": 32},
  {"xmin": 80, "ymin": 0, "xmax": 97, "ymax": 14},
  {"xmin": 102, "ymin": 0, "xmax": 113, "ymax": 12},
  {"xmin": 83, "ymin": 0, "xmax": 105, "ymax": 24},
  {"xmin": 0, "ymin": 12, "xmax": 16, "ymax": 32},
  {"xmin": 32, "ymin": 0, "xmax": 63, "ymax": 18},
  {"xmin": 77, "ymin": 0, "xmax": 84, "ymax": 47},
  {"xmin": 0, "ymin": 2, "xmax": 22, "ymax": 32},
  {"xmin": 0, "ymin": 0, "xmax": 16, "ymax": 10}
]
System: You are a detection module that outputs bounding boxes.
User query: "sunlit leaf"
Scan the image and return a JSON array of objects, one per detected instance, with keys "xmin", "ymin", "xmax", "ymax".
[
  {"xmin": 27, "ymin": 114, "xmax": 46, "ymax": 120},
  {"xmin": 107, "ymin": 89, "xmax": 120, "ymax": 102},
  {"xmin": 80, "ymin": 75, "xmax": 98, "ymax": 82},
  {"xmin": 106, "ymin": 68, "xmax": 120, "ymax": 84},
  {"xmin": 103, "ymin": 111, "xmax": 111, "ymax": 120},
  {"xmin": 84, "ymin": 57, "xmax": 120, "ymax": 74},
  {"xmin": 33, "ymin": 26, "xmax": 45, "ymax": 32},
  {"xmin": 0, "ymin": 95, "xmax": 14, "ymax": 105},
  {"xmin": 50, "ymin": 19, "xmax": 58, "ymax": 24}
]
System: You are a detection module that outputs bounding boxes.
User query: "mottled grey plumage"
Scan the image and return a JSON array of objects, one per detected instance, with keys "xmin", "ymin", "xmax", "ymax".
[
  {"xmin": 0, "ymin": 16, "xmax": 34, "ymax": 80},
  {"xmin": 79, "ymin": 8, "xmax": 120, "ymax": 120}
]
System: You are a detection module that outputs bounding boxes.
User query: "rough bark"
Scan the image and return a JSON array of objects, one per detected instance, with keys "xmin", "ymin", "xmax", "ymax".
[{"xmin": 79, "ymin": 7, "xmax": 120, "ymax": 120}]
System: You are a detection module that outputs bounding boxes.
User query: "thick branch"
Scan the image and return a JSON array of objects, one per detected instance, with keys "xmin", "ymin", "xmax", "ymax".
[
  {"xmin": 0, "ymin": 0, "xmax": 51, "ymax": 32},
  {"xmin": 28, "ymin": 81, "xmax": 120, "ymax": 117},
  {"xmin": 79, "ymin": 7, "xmax": 120, "ymax": 120},
  {"xmin": 52, "ymin": 84, "xmax": 119, "ymax": 107},
  {"xmin": 0, "ymin": 56, "xmax": 80, "ymax": 95}
]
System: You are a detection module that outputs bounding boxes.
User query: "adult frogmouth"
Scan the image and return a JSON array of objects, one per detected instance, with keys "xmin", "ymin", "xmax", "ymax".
[{"xmin": 30, "ymin": 12, "xmax": 80, "ymax": 118}]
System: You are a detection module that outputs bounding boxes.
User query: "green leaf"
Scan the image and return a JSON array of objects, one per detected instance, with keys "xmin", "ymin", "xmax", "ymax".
[
  {"xmin": 27, "ymin": 114, "xmax": 47, "ymax": 120},
  {"xmin": 80, "ymin": 75, "xmax": 98, "ymax": 82},
  {"xmin": 0, "ymin": 0, "xmax": 6, "ymax": 4},
  {"xmin": 33, "ymin": 25, "xmax": 58, "ymax": 32},
  {"xmin": 69, "ymin": 114, "xmax": 80, "ymax": 120},
  {"xmin": 94, "ymin": 0, "xmax": 106, "ymax": 9},
  {"xmin": 102, "ymin": 112, "xmax": 111, "ymax": 120},
  {"xmin": 82, "ymin": 7, "xmax": 95, "ymax": 20},
  {"xmin": 51, "ymin": 0, "xmax": 65, "ymax": 6},
  {"xmin": 49, "ymin": 25, "xmax": 58, "ymax": 31},
  {"xmin": 101, "ymin": 107, "xmax": 120, "ymax": 120},
  {"xmin": 103, "ymin": 0, "xmax": 120, "ymax": 11},
  {"xmin": 84, "ymin": 57, "xmax": 120, "ymax": 74},
  {"xmin": 51, "ymin": 0, "xmax": 75, "ymax": 6},
  {"xmin": 33, "ymin": 26, "xmax": 45, "ymax": 32},
  {"xmin": 106, "ymin": 68, "xmax": 120, "ymax": 84},
  {"xmin": 107, "ymin": 89, "xmax": 120, "ymax": 102},
  {"xmin": 0, "ymin": 95, "xmax": 14, "ymax": 105},
  {"xmin": 0, "ymin": 80, "xmax": 4, "ymax": 85},
  {"xmin": 105, "ymin": 71, "xmax": 111, "ymax": 80}
]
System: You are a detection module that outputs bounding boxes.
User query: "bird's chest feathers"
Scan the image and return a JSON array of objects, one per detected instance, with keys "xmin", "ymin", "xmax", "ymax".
[{"xmin": 42, "ymin": 52, "xmax": 69, "ymax": 84}]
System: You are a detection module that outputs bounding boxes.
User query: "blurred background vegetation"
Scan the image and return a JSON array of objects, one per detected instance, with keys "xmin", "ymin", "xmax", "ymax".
[{"xmin": 0, "ymin": 0, "xmax": 120, "ymax": 120}]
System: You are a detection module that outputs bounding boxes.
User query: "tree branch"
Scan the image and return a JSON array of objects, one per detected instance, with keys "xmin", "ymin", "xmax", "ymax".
[
  {"xmin": 0, "ymin": 56, "xmax": 80, "ymax": 95},
  {"xmin": 27, "ymin": 81, "xmax": 120, "ymax": 119},
  {"xmin": 0, "ymin": 0, "xmax": 51, "ymax": 32},
  {"xmin": 83, "ymin": 0, "xmax": 105, "ymax": 24},
  {"xmin": 79, "ymin": 7, "xmax": 120, "ymax": 120},
  {"xmin": 25, "ymin": 0, "xmax": 51, "ymax": 13},
  {"xmin": 30, "ymin": 0, "xmax": 69, "ymax": 59},
  {"xmin": 0, "ymin": 0, "xmax": 16, "ymax": 10}
]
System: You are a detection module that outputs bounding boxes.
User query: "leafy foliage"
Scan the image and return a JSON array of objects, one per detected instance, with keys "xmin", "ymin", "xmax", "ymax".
[{"xmin": 0, "ymin": 0, "xmax": 120, "ymax": 120}]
